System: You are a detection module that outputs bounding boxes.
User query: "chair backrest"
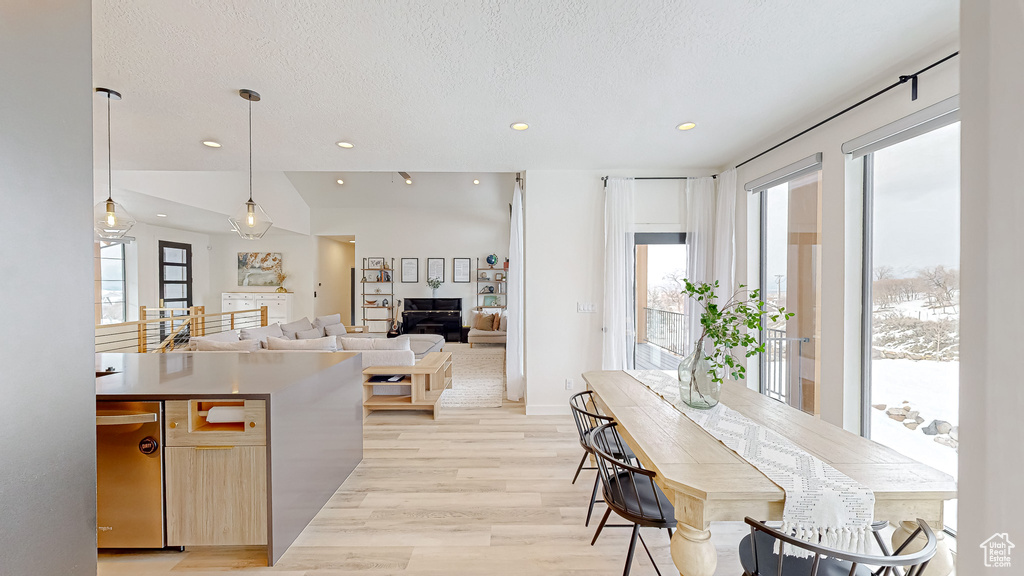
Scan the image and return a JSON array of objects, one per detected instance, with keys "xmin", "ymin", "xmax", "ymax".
[
  {"xmin": 743, "ymin": 517, "xmax": 937, "ymax": 576},
  {"xmin": 569, "ymin": 391, "xmax": 611, "ymax": 448},
  {"xmin": 589, "ymin": 422, "xmax": 670, "ymax": 523}
]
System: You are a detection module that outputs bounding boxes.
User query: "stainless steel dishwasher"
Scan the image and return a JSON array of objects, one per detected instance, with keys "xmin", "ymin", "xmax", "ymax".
[{"xmin": 96, "ymin": 401, "xmax": 164, "ymax": 548}]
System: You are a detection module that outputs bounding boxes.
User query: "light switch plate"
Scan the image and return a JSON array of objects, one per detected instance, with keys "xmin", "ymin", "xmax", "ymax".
[{"xmin": 565, "ymin": 378, "xmax": 573, "ymax": 391}]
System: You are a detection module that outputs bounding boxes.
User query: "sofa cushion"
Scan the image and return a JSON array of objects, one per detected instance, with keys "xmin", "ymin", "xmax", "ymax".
[
  {"xmin": 280, "ymin": 317, "xmax": 313, "ymax": 339},
  {"xmin": 196, "ymin": 338, "xmax": 259, "ymax": 352},
  {"xmin": 189, "ymin": 330, "xmax": 241, "ymax": 350},
  {"xmin": 474, "ymin": 313, "xmax": 495, "ymax": 331},
  {"xmin": 266, "ymin": 335, "xmax": 337, "ymax": 351},
  {"xmin": 492, "ymin": 312, "xmax": 501, "ymax": 331},
  {"xmin": 499, "ymin": 313, "xmax": 508, "ymax": 332},
  {"xmin": 374, "ymin": 336, "xmax": 411, "ymax": 351},
  {"xmin": 239, "ymin": 323, "xmax": 284, "ymax": 348},
  {"xmin": 325, "ymin": 323, "xmax": 347, "ymax": 337},
  {"xmin": 314, "ymin": 314, "xmax": 342, "ymax": 329},
  {"xmin": 338, "ymin": 337, "xmax": 375, "ymax": 350},
  {"xmin": 296, "ymin": 326, "xmax": 326, "ymax": 339}
]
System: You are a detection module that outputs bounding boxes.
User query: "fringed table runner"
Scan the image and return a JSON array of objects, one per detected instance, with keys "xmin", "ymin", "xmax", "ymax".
[{"xmin": 626, "ymin": 370, "xmax": 874, "ymax": 557}]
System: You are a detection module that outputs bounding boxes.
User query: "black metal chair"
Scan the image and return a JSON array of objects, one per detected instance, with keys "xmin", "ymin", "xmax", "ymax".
[
  {"xmin": 569, "ymin": 391, "xmax": 636, "ymax": 526},
  {"xmin": 589, "ymin": 421, "xmax": 674, "ymax": 576},
  {"xmin": 740, "ymin": 516, "xmax": 937, "ymax": 576}
]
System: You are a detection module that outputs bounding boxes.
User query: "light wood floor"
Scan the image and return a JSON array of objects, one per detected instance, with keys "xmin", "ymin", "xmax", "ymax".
[{"xmin": 97, "ymin": 403, "xmax": 746, "ymax": 575}]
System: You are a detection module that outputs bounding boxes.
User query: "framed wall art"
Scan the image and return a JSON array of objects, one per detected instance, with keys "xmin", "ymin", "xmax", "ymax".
[
  {"xmin": 427, "ymin": 258, "xmax": 444, "ymax": 282},
  {"xmin": 401, "ymin": 258, "xmax": 418, "ymax": 283},
  {"xmin": 453, "ymin": 258, "xmax": 471, "ymax": 283}
]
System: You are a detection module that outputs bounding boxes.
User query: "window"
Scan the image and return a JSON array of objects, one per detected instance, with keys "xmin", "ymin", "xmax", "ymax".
[
  {"xmin": 158, "ymin": 241, "xmax": 193, "ymax": 342},
  {"xmin": 862, "ymin": 121, "xmax": 960, "ymax": 530},
  {"xmin": 94, "ymin": 241, "xmax": 126, "ymax": 324},
  {"xmin": 749, "ymin": 158, "xmax": 822, "ymax": 415},
  {"xmin": 634, "ymin": 233, "xmax": 687, "ymax": 370}
]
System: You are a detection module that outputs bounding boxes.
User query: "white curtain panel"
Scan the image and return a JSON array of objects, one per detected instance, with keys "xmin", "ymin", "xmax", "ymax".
[
  {"xmin": 602, "ymin": 177, "xmax": 636, "ymax": 370},
  {"xmin": 505, "ymin": 182, "xmax": 525, "ymax": 401},
  {"xmin": 683, "ymin": 176, "xmax": 717, "ymax": 353},
  {"xmin": 713, "ymin": 168, "xmax": 738, "ymax": 300}
]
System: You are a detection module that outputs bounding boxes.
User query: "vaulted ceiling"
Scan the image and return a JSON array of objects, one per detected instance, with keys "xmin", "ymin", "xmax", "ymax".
[{"xmin": 92, "ymin": 0, "xmax": 958, "ymax": 173}]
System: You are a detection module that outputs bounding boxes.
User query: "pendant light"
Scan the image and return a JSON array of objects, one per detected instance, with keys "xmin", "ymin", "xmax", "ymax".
[
  {"xmin": 94, "ymin": 88, "xmax": 136, "ymax": 239},
  {"xmin": 229, "ymin": 89, "xmax": 273, "ymax": 239}
]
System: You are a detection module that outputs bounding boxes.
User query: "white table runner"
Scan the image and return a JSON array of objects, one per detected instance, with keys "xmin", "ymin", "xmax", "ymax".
[{"xmin": 626, "ymin": 370, "xmax": 874, "ymax": 556}]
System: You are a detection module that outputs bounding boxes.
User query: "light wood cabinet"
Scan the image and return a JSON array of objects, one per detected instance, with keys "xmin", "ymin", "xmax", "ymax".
[
  {"xmin": 165, "ymin": 445, "xmax": 268, "ymax": 546},
  {"xmin": 164, "ymin": 399, "xmax": 268, "ymax": 546}
]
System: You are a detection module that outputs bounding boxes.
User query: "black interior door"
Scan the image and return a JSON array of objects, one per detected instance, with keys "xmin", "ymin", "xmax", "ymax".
[{"xmin": 158, "ymin": 241, "xmax": 192, "ymax": 341}]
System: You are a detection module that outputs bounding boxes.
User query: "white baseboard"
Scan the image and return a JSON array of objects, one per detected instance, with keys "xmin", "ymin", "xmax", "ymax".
[{"xmin": 525, "ymin": 404, "xmax": 570, "ymax": 416}]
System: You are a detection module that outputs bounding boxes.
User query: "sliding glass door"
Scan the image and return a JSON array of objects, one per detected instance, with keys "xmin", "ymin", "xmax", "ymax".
[
  {"xmin": 758, "ymin": 171, "xmax": 822, "ymax": 414},
  {"xmin": 863, "ymin": 122, "xmax": 960, "ymax": 529}
]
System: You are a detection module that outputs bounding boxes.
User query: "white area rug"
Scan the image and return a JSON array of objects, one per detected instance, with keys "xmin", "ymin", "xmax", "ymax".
[{"xmin": 439, "ymin": 344, "xmax": 505, "ymax": 408}]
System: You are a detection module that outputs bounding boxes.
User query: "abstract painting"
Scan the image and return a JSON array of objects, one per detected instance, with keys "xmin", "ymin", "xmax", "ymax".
[{"xmin": 237, "ymin": 252, "xmax": 284, "ymax": 286}]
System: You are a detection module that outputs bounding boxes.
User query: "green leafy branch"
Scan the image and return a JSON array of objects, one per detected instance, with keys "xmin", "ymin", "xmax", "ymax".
[{"xmin": 682, "ymin": 280, "xmax": 793, "ymax": 400}]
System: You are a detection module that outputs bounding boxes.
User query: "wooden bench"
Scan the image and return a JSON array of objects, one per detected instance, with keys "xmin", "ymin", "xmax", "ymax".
[{"xmin": 361, "ymin": 351, "xmax": 453, "ymax": 420}]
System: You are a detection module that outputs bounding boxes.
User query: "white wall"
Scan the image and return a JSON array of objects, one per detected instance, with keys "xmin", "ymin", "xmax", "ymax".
[
  {"xmin": 206, "ymin": 231, "xmax": 317, "ymax": 321},
  {"xmin": 958, "ymin": 2, "xmax": 1024, "ymax": 570},
  {"xmin": 0, "ymin": 0, "xmax": 97, "ymax": 572},
  {"xmin": 125, "ymin": 222, "xmax": 212, "ymax": 319},
  {"xmin": 522, "ymin": 170, "xmax": 713, "ymax": 414},
  {"xmin": 301, "ymin": 172, "xmax": 515, "ymax": 329},
  {"xmin": 729, "ymin": 45, "xmax": 960, "ymax": 431},
  {"xmin": 109, "ymin": 170, "xmax": 311, "ymax": 235}
]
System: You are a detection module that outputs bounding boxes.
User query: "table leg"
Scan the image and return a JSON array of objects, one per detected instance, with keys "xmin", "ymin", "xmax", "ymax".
[
  {"xmin": 892, "ymin": 520, "xmax": 954, "ymax": 576},
  {"xmin": 670, "ymin": 522, "xmax": 717, "ymax": 576}
]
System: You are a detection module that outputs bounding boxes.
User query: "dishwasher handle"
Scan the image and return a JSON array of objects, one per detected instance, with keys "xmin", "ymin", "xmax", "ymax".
[{"xmin": 96, "ymin": 412, "xmax": 158, "ymax": 426}]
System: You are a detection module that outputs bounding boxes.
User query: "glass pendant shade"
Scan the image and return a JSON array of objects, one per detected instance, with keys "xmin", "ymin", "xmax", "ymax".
[
  {"xmin": 229, "ymin": 199, "xmax": 273, "ymax": 239},
  {"xmin": 94, "ymin": 197, "xmax": 136, "ymax": 239}
]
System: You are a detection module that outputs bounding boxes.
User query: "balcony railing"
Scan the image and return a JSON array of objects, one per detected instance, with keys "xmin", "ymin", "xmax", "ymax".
[
  {"xmin": 762, "ymin": 327, "xmax": 809, "ymax": 409},
  {"xmin": 643, "ymin": 307, "xmax": 687, "ymax": 356}
]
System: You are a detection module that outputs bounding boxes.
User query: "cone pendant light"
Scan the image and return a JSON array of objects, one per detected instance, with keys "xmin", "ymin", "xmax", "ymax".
[
  {"xmin": 229, "ymin": 89, "xmax": 273, "ymax": 239},
  {"xmin": 94, "ymin": 88, "xmax": 136, "ymax": 239}
]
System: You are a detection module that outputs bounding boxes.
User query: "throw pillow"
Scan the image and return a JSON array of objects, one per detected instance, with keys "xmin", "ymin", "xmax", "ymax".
[
  {"xmin": 492, "ymin": 312, "xmax": 501, "ymax": 331},
  {"xmin": 373, "ymin": 336, "xmax": 411, "ymax": 351},
  {"xmin": 280, "ymin": 317, "xmax": 313, "ymax": 339},
  {"xmin": 196, "ymin": 339, "xmax": 259, "ymax": 352},
  {"xmin": 313, "ymin": 314, "xmax": 342, "ymax": 329},
  {"xmin": 296, "ymin": 326, "xmax": 326, "ymax": 339},
  {"xmin": 325, "ymin": 323, "xmax": 347, "ymax": 336},
  {"xmin": 338, "ymin": 337, "xmax": 375, "ymax": 351},
  {"xmin": 473, "ymin": 313, "xmax": 495, "ymax": 331},
  {"xmin": 239, "ymin": 323, "xmax": 284, "ymax": 348},
  {"xmin": 266, "ymin": 335, "xmax": 337, "ymax": 352},
  {"xmin": 499, "ymin": 313, "xmax": 508, "ymax": 332}
]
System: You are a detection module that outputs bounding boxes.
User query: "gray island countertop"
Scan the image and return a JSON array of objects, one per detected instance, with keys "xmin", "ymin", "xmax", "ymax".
[
  {"xmin": 96, "ymin": 351, "xmax": 362, "ymax": 398},
  {"xmin": 95, "ymin": 351, "xmax": 364, "ymax": 565}
]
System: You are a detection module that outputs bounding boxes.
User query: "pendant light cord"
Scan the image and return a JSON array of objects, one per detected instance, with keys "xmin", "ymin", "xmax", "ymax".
[
  {"xmin": 248, "ymin": 97, "xmax": 253, "ymax": 202},
  {"xmin": 106, "ymin": 93, "xmax": 112, "ymax": 202}
]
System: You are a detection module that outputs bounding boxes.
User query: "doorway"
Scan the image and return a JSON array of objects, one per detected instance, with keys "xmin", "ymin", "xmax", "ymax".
[{"xmin": 633, "ymin": 233, "xmax": 687, "ymax": 370}]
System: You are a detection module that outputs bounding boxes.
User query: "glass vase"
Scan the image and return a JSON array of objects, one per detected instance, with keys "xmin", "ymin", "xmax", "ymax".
[{"xmin": 677, "ymin": 348, "xmax": 721, "ymax": 409}]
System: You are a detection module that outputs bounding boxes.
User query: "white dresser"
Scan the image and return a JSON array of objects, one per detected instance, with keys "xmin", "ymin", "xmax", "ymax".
[{"xmin": 222, "ymin": 292, "xmax": 292, "ymax": 325}]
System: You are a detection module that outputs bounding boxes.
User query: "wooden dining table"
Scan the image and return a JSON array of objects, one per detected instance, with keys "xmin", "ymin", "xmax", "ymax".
[{"xmin": 582, "ymin": 370, "xmax": 957, "ymax": 576}]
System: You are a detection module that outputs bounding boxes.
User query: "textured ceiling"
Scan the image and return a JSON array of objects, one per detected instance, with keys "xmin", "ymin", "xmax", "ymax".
[{"xmin": 92, "ymin": 0, "xmax": 958, "ymax": 172}]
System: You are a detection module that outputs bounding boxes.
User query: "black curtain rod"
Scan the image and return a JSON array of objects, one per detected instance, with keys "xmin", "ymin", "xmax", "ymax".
[
  {"xmin": 600, "ymin": 175, "xmax": 715, "ymax": 188},
  {"xmin": 735, "ymin": 51, "xmax": 959, "ymax": 169}
]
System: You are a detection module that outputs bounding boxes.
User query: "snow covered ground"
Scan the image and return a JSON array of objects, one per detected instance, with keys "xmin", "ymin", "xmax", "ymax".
[{"xmin": 870, "ymin": 358, "xmax": 958, "ymax": 528}]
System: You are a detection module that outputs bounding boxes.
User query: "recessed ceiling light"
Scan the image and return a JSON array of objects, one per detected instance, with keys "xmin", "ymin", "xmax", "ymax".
[
  {"xmin": 336, "ymin": 179, "xmax": 344, "ymax": 185},
  {"xmin": 156, "ymin": 213, "xmax": 167, "ymax": 218},
  {"xmin": 202, "ymin": 140, "xmax": 221, "ymax": 148},
  {"xmin": 510, "ymin": 122, "xmax": 529, "ymax": 131},
  {"xmin": 676, "ymin": 122, "xmax": 697, "ymax": 131},
  {"xmin": 336, "ymin": 141, "xmax": 354, "ymax": 148},
  {"xmin": 473, "ymin": 179, "xmax": 480, "ymax": 185}
]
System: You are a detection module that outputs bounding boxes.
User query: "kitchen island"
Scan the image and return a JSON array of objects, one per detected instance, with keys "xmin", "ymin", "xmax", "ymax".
[{"xmin": 96, "ymin": 351, "xmax": 364, "ymax": 565}]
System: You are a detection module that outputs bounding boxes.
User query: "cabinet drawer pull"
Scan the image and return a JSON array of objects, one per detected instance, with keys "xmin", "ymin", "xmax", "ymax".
[{"xmin": 194, "ymin": 446, "xmax": 234, "ymax": 450}]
